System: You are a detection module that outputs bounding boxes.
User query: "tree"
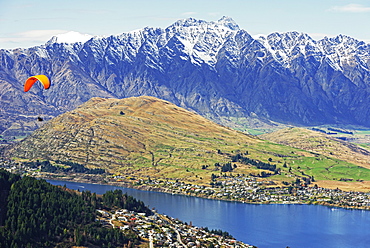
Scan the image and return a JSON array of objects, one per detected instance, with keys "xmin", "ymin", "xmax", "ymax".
[
  {"xmin": 0, "ymin": 170, "xmax": 138, "ymax": 247},
  {"xmin": 295, "ymin": 178, "xmax": 301, "ymax": 186},
  {"xmin": 221, "ymin": 163, "xmax": 233, "ymax": 172},
  {"xmin": 211, "ymin": 174, "xmax": 217, "ymax": 181},
  {"xmin": 288, "ymin": 186, "xmax": 294, "ymax": 194}
]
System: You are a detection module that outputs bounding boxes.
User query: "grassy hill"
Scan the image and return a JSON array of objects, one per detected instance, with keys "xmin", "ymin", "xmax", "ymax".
[
  {"xmin": 260, "ymin": 127, "xmax": 370, "ymax": 169},
  {"xmin": 261, "ymin": 127, "xmax": 370, "ymax": 190},
  {"xmin": 3, "ymin": 96, "xmax": 370, "ymax": 190}
]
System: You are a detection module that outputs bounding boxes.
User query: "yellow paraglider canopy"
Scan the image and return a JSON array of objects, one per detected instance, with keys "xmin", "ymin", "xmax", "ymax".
[{"xmin": 24, "ymin": 75, "xmax": 50, "ymax": 92}]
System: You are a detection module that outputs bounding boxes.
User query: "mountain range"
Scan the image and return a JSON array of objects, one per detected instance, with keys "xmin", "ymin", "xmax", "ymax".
[{"xmin": 1, "ymin": 16, "xmax": 370, "ymax": 137}]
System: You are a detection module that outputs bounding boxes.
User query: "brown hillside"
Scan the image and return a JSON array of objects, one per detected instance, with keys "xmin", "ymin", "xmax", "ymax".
[
  {"xmin": 260, "ymin": 127, "xmax": 370, "ymax": 169},
  {"xmin": 4, "ymin": 97, "xmax": 370, "ymax": 190},
  {"xmin": 3, "ymin": 96, "xmax": 262, "ymax": 182}
]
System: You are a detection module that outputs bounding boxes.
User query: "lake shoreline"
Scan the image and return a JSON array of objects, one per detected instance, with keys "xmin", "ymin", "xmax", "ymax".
[
  {"xmin": 38, "ymin": 172, "xmax": 370, "ymax": 211},
  {"xmin": 47, "ymin": 175, "xmax": 370, "ymax": 248}
]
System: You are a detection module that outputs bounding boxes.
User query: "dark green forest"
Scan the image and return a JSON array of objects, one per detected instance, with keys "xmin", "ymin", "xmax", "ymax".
[
  {"xmin": 0, "ymin": 169, "xmax": 150, "ymax": 248},
  {"xmin": 230, "ymin": 153, "xmax": 278, "ymax": 173},
  {"xmin": 23, "ymin": 160, "xmax": 106, "ymax": 174}
]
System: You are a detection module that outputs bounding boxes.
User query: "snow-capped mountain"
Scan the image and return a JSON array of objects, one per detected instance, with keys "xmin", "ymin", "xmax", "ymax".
[
  {"xmin": 46, "ymin": 31, "xmax": 95, "ymax": 45},
  {"xmin": 1, "ymin": 16, "xmax": 370, "ymax": 136}
]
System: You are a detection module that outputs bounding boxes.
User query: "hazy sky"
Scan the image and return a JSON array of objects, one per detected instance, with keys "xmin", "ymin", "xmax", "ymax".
[{"xmin": 1, "ymin": 0, "xmax": 370, "ymax": 49}]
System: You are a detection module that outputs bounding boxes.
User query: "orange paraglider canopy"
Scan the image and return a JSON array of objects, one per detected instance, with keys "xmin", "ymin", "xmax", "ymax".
[{"xmin": 24, "ymin": 75, "xmax": 50, "ymax": 92}]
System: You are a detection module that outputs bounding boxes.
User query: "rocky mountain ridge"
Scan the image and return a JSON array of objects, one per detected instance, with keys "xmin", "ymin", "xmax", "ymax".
[{"xmin": 1, "ymin": 16, "xmax": 370, "ymax": 137}]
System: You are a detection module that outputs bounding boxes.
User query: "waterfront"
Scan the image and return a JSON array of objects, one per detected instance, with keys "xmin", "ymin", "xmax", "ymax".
[{"xmin": 49, "ymin": 180, "xmax": 370, "ymax": 248}]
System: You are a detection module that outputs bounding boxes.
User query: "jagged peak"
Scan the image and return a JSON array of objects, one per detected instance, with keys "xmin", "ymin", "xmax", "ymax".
[
  {"xmin": 168, "ymin": 16, "xmax": 239, "ymax": 31},
  {"xmin": 216, "ymin": 16, "xmax": 239, "ymax": 30},
  {"xmin": 254, "ymin": 31, "xmax": 317, "ymax": 53},
  {"xmin": 320, "ymin": 34, "xmax": 363, "ymax": 46},
  {"xmin": 170, "ymin": 17, "xmax": 207, "ymax": 28},
  {"xmin": 264, "ymin": 31, "xmax": 313, "ymax": 41}
]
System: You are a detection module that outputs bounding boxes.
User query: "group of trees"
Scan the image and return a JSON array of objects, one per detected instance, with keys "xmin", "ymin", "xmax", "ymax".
[
  {"xmin": 230, "ymin": 153, "xmax": 278, "ymax": 173},
  {"xmin": 221, "ymin": 162, "xmax": 234, "ymax": 173},
  {"xmin": 0, "ymin": 170, "xmax": 21, "ymax": 225},
  {"xmin": 23, "ymin": 160, "xmax": 105, "ymax": 174},
  {"xmin": 312, "ymin": 127, "xmax": 353, "ymax": 135},
  {"xmin": 102, "ymin": 189, "xmax": 152, "ymax": 216},
  {"xmin": 203, "ymin": 227, "xmax": 233, "ymax": 239},
  {"xmin": 211, "ymin": 152, "xmax": 279, "ymax": 178},
  {"xmin": 327, "ymin": 127, "xmax": 353, "ymax": 135},
  {"xmin": 214, "ymin": 162, "xmax": 235, "ymax": 173},
  {"xmin": 0, "ymin": 169, "xmax": 148, "ymax": 248}
]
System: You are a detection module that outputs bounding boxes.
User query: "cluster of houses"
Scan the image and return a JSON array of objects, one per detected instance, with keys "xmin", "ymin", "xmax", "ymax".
[
  {"xmin": 3, "ymin": 158, "xmax": 370, "ymax": 247},
  {"xmin": 2, "ymin": 158, "xmax": 370, "ymax": 210},
  {"xmin": 96, "ymin": 208, "xmax": 254, "ymax": 247},
  {"xmin": 126, "ymin": 175, "xmax": 370, "ymax": 209}
]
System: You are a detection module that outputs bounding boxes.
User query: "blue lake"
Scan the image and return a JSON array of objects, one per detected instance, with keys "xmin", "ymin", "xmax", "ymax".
[{"xmin": 48, "ymin": 180, "xmax": 370, "ymax": 248}]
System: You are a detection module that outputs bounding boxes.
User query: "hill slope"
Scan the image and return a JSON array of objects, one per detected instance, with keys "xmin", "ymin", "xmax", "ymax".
[
  {"xmin": 3, "ymin": 96, "xmax": 370, "ymax": 190},
  {"xmin": 3, "ymin": 96, "xmax": 261, "ymax": 183},
  {"xmin": 260, "ymin": 127, "xmax": 370, "ymax": 169}
]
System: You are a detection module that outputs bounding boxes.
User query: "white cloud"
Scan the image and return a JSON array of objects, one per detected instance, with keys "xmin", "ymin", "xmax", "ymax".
[
  {"xmin": 0, "ymin": 30, "xmax": 67, "ymax": 44},
  {"xmin": 329, "ymin": 4, "xmax": 370, "ymax": 13}
]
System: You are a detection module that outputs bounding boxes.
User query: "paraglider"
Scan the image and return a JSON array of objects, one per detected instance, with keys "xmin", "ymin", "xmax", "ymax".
[
  {"xmin": 23, "ymin": 75, "xmax": 51, "ymax": 121},
  {"xmin": 24, "ymin": 75, "xmax": 50, "ymax": 92}
]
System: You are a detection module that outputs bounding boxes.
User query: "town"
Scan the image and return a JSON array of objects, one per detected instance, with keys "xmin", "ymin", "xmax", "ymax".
[
  {"xmin": 125, "ymin": 175, "xmax": 370, "ymax": 210},
  {"xmin": 2, "ymin": 157, "xmax": 370, "ymax": 248},
  {"xmin": 0, "ymin": 159, "xmax": 255, "ymax": 247},
  {"xmin": 3, "ymin": 157, "xmax": 370, "ymax": 211},
  {"xmin": 96, "ymin": 208, "xmax": 253, "ymax": 247}
]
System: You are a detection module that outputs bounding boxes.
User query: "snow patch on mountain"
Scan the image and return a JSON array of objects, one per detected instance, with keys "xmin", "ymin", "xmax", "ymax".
[
  {"xmin": 2, "ymin": 16, "xmax": 370, "ymax": 132},
  {"xmin": 216, "ymin": 16, "xmax": 240, "ymax": 31},
  {"xmin": 47, "ymin": 31, "xmax": 94, "ymax": 44},
  {"xmin": 165, "ymin": 17, "xmax": 239, "ymax": 66},
  {"xmin": 39, "ymin": 17, "xmax": 370, "ymax": 73}
]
